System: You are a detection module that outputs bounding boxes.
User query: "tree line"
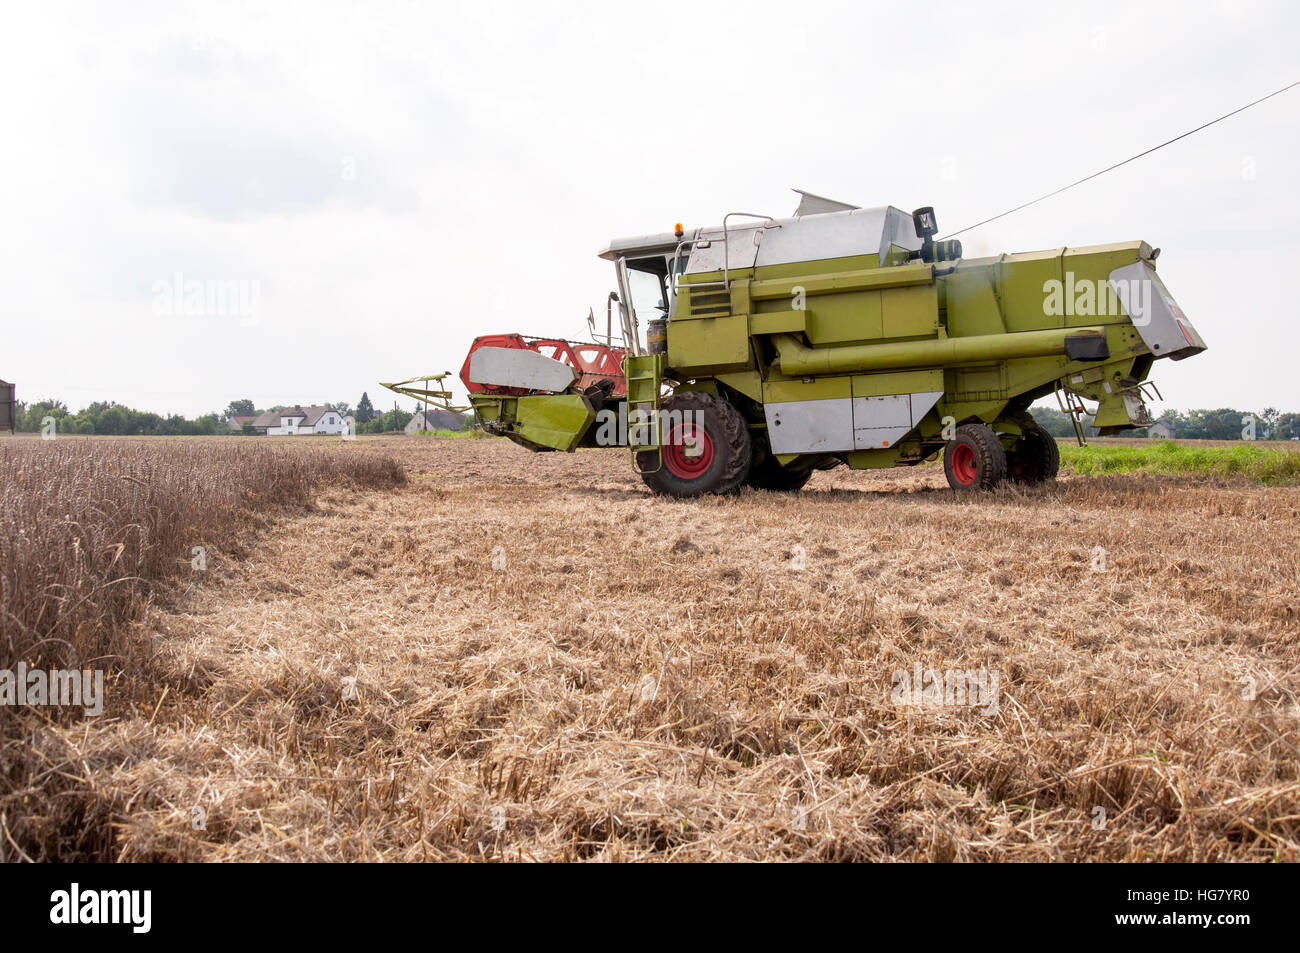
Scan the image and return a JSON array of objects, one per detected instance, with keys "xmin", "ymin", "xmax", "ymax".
[
  {"xmin": 1032, "ymin": 405, "xmax": 1300, "ymax": 441},
  {"xmin": 10, "ymin": 391, "xmax": 431, "ymax": 436}
]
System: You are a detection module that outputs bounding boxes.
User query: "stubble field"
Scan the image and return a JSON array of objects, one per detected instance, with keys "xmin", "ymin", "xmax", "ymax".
[{"xmin": 3, "ymin": 434, "xmax": 1298, "ymax": 861}]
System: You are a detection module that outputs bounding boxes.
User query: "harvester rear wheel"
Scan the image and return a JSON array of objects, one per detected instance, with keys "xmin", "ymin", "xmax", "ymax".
[
  {"xmin": 638, "ymin": 392, "xmax": 751, "ymax": 497},
  {"xmin": 1007, "ymin": 426, "xmax": 1060, "ymax": 484},
  {"xmin": 943, "ymin": 423, "xmax": 1007, "ymax": 490}
]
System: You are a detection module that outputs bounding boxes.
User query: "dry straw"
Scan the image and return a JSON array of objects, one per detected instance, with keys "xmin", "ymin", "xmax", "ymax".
[{"xmin": 1, "ymin": 435, "xmax": 1296, "ymax": 861}]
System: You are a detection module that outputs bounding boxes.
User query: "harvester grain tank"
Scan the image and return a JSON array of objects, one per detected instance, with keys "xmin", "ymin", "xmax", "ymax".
[{"xmin": 389, "ymin": 192, "xmax": 1205, "ymax": 495}]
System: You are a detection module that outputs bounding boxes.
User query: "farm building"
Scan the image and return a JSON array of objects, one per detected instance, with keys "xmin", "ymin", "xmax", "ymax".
[
  {"xmin": 1148, "ymin": 421, "xmax": 1177, "ymax": 440},
  {"xmin": 405, "ymin": 409, "xmax": 469, "ymax": 434},
  {"xmin": 0, "ymin": 379, "xmax": 14, "ymax": 433},
  {"xmin": 249, "ymin": 405, "xmax": 347, "ymax": 435},
  {"xmin": 225, "ymin": 414, "xmax": 257, "ymax": 432}
]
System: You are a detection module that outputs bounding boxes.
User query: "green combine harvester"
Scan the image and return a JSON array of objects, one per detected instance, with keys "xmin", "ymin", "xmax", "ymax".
[{"xmin": 388, "ymin": 191, "xmax": 1205, "ymax": 496}]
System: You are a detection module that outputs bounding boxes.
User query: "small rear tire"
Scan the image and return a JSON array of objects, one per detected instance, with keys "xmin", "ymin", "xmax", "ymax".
[
  {"xmin": 1007, "ymin": 425, "xmax": 1060, "ymax": 484},
  {"xmin": 943, "ymin": 423, "xmax": 1007, "ymax": 490}
]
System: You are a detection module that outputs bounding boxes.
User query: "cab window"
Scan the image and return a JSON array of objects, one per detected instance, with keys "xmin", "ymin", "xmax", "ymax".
[{"xmin": 625, "ymin": 256, "xmax": 671, "ymax": 320}]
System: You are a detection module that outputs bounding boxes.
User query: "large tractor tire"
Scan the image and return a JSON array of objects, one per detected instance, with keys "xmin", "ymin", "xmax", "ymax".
[
  {"xmin": 943, "ymin": 423, "xmax": 1007, "ymax": 490},
  {"xmin": 1006, "ymin": 425, "xmax": 1060, "ymax": 484},
  {"xmin": 637, "ymin": 392, "xmax": 752, "ymax": 497}
]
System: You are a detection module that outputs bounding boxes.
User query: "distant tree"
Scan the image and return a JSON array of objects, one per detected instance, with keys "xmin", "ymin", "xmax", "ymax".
[
  {"xmin": 1276, "ymin": 412, "xmax": 1300, "ymax": 441},
  {"xmin": 224, "ymin": 399, "xmax": 256, "ymax": 418},
  {"xmin": 12, "ymin": 397, "xmax": 233, "ymax": 436},
  {"xmin": 1029, "ymin": 404, "xmax": 1097, "ymax": 438},
  {"xmin": 18, "ymin": 399, "xmax": 68, "ymax": 432},
  {"xmin": 1260, "ymin": 407, "xmax": 1280, "ymax": 440},
  {"xmin": 355, "ymin": 392, "xmax": 375, "ymax": 424},
  {"xmin": 332, "ymin": 400, "xmax": 352, "ymax": 419},
  {"xmin": 1182, "ymin": 408, "xmax": 1246, "ymax": 440},
  {"xmin": 95, "ymin": 406, "xmax": 129, "ymax": 434},
  {"xmin": 58, "ymin": 412, "xmax": 92, "ymax": 435},
  {"xmin": 358, "ymin": 407, "xmax": 414, "ymax": 434}
]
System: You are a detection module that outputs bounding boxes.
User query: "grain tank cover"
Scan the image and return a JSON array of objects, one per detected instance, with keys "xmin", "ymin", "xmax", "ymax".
[
  {"xmin": 683, "ymin": 206, "xmax": 922, "ymax": 273},
  {"xmin": 599, "ymin": 202, "xmax": 924, "ymax": 269}
]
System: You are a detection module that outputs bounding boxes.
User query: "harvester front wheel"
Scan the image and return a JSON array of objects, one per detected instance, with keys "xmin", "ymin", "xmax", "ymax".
[
  {"xmin": 1007, "ymin": 426, "xmax": 1060, "ymax": 484},
  {"xmin": 943, "ymin": 423, "xmax": 1007, "ymax": 491},
  {"xmin": 638, "ymin": 392, "xmax": 751, "ymax": 497}
]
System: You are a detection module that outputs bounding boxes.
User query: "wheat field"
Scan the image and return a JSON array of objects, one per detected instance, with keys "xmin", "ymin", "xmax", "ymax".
[{"xmin": 2, "ymin": 434, "xmax": 1297, "ymax": 861}]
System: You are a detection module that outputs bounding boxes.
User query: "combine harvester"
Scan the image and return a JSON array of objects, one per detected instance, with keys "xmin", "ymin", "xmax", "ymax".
[{"xmin": 386, "ymin": 191, "xmax": 1205, "ymax": 496}]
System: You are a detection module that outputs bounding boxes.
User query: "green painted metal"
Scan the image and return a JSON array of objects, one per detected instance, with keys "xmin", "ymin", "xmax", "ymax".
[
  {"xmin": 624, "ymin": 352, "xmax": 664, "ymax": 471},
  {"xmin": 514, "ymin": 395, "xmax": 595, "ymax": 452},
  {"xmin": 469, "ymin": 392, "xmax": 594, "ymax": 452}
]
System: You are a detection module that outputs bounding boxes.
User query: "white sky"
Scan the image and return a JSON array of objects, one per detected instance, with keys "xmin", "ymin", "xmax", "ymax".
[{"xmin": 2, "ymin": 0, "xmax": 1296, "ymax": 417}]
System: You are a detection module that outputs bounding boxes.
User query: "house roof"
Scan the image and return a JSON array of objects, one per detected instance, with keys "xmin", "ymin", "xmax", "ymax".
[
  {"xmin": 299, "ymin": 405, "xmax": 334, "ymax": 426},
  {"xmin": 408, "ymin": 408, "xmax": 467, "ymax": 429},
  {"xmin": 249, "ymin": 405, "xmax": 338, "ymax": 429}
]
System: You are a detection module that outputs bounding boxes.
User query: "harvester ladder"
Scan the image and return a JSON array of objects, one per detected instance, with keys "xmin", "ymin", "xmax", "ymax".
[
  {"xmin": 625, "ymin": 354, "xmax": 665, "ymax": 474},
  {"xmin": 1055, "ymin": 380, "xmax": 1090, "ymax": 447}
]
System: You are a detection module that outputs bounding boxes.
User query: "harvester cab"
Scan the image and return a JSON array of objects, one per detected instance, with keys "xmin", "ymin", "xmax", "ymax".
[{"xmin": 388, "ymin": 192, "xmax": 1205, "ymax": 495}]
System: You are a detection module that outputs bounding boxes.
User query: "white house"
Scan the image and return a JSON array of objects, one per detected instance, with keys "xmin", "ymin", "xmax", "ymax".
[{"xmin": 254, "ymin": 405, "xmax": 348, "ymax": 435}]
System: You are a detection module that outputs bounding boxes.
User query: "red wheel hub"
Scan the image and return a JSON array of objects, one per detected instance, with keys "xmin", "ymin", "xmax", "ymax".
[
  {"xmin": 663, "ymin": 422, "xmax": 715, "ymax": 479},
  {"xmin": 950, "ymin": 443, "xmax": 978, "ymax": 486}
]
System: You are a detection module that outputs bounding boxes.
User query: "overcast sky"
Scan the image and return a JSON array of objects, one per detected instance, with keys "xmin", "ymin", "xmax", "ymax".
[{"xmin": 2, "ymin": 0, "xmax": 1296, "ymax": 417}]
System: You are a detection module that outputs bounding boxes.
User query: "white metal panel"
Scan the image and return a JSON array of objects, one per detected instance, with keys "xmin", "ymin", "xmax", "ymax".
[
  {"xmin": 682, "ymin": 206, "xmax": 923, "ymax": 277},
  {"xmin": 608, "ymin": 205, "xmax": 926, "ymax": 272},
  {"xmin": 468, "ymin": 347, "xmax": 577, "ymax": 393},
  {"xmin": 755, "ymin": 208, "xmax": 889, "ymax": 269},
  {"xmin": 683, "ymin": 225, "xmax": 761, "ymax": 275},
  {"xmin": 765, "ymin": 398, "xmax": 855, "ymax": 455},
  {"xmin": 852, "ymin": 390, "xmax": 944, "ymax": 450},
  {"xmin": 910, "ymin": 391, "xmax": 944, "ymax": 423},
  {"xmin": 1108, "ymin": 261, "xmax": 1206, "ymax": 360},
  {"xmin": 766, "ymin": 390, "xmax": 945, "ymax": 455},
  {"xmin": 793, "ymin": 190, "xmax": 861, "ymax": 217},
  {"xmin": 880, "ymin": 207, "xmax": 925, "ymax": 262}
]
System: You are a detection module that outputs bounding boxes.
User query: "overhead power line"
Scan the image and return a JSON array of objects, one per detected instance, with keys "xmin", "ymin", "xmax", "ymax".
[{"xmin": 941, "ymin": 79, "xmax": 1300, "ymax": 240}]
